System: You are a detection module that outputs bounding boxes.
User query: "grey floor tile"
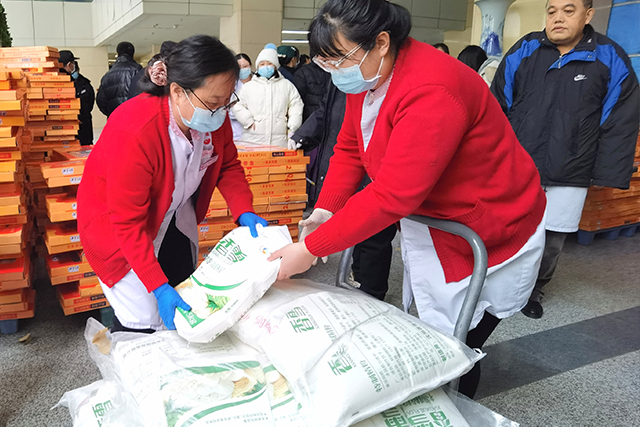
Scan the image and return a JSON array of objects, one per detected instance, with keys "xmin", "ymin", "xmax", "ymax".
[{"xmin": 478, "ymin": 350, "xmax": 640, "ymax": 427}]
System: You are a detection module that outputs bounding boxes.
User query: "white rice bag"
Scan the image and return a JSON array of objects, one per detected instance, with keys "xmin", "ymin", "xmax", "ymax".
[
  {"xmin": 174, "ymin": 225, "xmax": 292, "ymax": 343},
  {"xmin": 53, "ymin": 380, "xmax": 145, "ymax": 427},
  {"xmin": 231, "ymin": 280, "xmax": 483, "ymax": 427},
  {"xmin": 110, "ymin": 331, "xmax": 275, "ymax": 427}
]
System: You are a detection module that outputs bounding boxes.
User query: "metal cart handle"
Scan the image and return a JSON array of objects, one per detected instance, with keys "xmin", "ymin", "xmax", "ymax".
[{"xmin": 335, "ymin": 215, "xmax": 488, "ymax": 344}]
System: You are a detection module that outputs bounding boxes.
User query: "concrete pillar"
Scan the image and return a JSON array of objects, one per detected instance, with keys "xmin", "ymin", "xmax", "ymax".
[{"xmin": 220, "ymin": 0, "xmax": 283, "ymax": 64}]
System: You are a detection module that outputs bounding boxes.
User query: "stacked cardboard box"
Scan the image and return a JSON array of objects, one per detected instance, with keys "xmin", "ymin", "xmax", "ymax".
[
  {"xmin": 198, "ymin": 144, "xmax": 309, "ymax": 265},
  {"xmin": 38, "ymin": 150, "xmax": 106, "ymax": 315},
  {"xmin": 0, "ymin": 67, "xmax": 35, "ymax": 322},
  {"xmin": 579, "ymin": 135, "xmax": 640, "ymax": 231}
]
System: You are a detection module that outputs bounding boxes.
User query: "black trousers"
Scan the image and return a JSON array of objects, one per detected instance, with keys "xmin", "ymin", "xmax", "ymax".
[
  {"xmin": 458, "ymin": 311, "xmax": 501, "ymax": 399},
  {"xmin": 111, "ymin": 215, "xmax": 194, "ymax": 333},
  {"xmin": 351, "ymin": 224, "xmax": 398, "ymax": 300},
  {"xmin": 529, "ymin": 230, "xmax": 568, "ymax": 301}
]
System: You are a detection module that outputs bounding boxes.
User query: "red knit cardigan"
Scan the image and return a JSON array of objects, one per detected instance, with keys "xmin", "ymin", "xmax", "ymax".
[
  {"xmin": 305, "ymin": 38, "xmax": 546, "ymax": 283},
  {"xmin": 77, "ymin": 94, "xmax": 254, "ymax": 292}
]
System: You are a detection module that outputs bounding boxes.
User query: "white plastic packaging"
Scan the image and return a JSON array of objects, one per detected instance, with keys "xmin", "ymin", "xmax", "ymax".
[
  {"xmin": 231, "ymin": 279, "xmax": 484, "ymax": 427},
  {"xmin": 53, "ymin": 380, "xmax": 145, "ymax": 427},
  {"xmin": 174, "ymin": 225, "xmax": 292, "ymax": 343}
]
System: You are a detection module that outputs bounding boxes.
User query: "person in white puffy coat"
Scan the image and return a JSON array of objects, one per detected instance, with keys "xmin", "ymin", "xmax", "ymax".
[{"xmin": 232, "ymin": 45, "xmax": 304, "ymax": 148}]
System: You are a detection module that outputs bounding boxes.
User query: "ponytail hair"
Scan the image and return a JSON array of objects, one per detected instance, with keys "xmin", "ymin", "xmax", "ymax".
[
  {"xmin": 309, "ymin": 0, "xmax": 412, "ymax": 58},
  {"xmin": 139, "ymin": 35, "xmax": 239, "ymax": 96}
]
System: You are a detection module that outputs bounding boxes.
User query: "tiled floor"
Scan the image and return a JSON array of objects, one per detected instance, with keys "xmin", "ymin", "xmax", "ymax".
[{"xmin": 0, "ymin": 232, "xmax": 638, "ymax": 427}]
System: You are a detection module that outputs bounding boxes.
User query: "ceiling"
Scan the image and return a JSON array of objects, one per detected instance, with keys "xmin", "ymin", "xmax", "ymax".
[{"xmin": 104, "ymin": 14, "xmax": 221, "ymax": 58}]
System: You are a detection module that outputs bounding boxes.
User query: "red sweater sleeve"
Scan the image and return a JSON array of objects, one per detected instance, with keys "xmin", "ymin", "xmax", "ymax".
[
  {"xmin": 216, "ymin": 136, "xmax": 254, "ymax": 221},
  {"xmin": 315, "ymin": 96, "xmax": 367, "ymax": 212},
  {"xmin": 305, "ymin": 85, "xmax": 469, "ymax": 257},
  {"xmin": 105, "ymin": 134, "xmax": 168, "ymax": 292}
]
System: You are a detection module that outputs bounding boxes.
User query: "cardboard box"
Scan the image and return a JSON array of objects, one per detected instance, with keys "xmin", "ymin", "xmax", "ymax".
[
  {"xmin": 46, "ymin": 175, "xmax": 82, "ymax": 188},
  {"xmin": 48, "ymin": 210, "xmax": 77, "ymax": 222},
  {"xmin": 0, "ymin": 192, "xmax": 22, "ymax": 209},
  {"xmin": 0, "ymin": 100, "xmax": 23, "ymax": 111},
  {"xmin": 57, "ymin": 290, "xmax": 108, "ymax": 316},
  {"xmin": 244, "ymin": 166, "xmax": 269, "ymax": 176},
  {"xmin": 45, "ymin": 193, "xmax": 77, "ymax": 212},
  {"xmin": 50, "ymin": 270, "xmax": 96, "ymax": 286},
  {"xmin": 260, "ymin": 210, "xmax": 305, "ymax": 219},
  {"xmin": 269, "ymin": 194, "xmax": 307, "ymax": 204},
  {"xmin": 0, "ymin": 288, "xmax": 25, "ymax": 304},
  {"xmin": 266, "ymin": 217, "xmax": 303, "ymax": 226},
  {"xmin": 0, "ymin": 243, "xmax": 22, "ymax": 256},
  {"xmin": 0, "ymin": 213, "xmax": 27, "ymax": 225},
  {"xmin": 46, "ymin": 251, "xmax": 92, "ymax": 278},
  {"xmin": 79, "ymin": 283, "xmax": 103, "ymax": 297},
  {"xmin": 0, "ymin": 256, "xmax": 28, "ymax": 282},
  {"xmin": 245, "ymin": 174, "xmax": 269, "ymax": 184},
  {"xmin": 0, "ymin": 126, "xmax": 14, "ymax": 138},
  {"xmin": 269, "ymin": 173, "xmax": 306, "ymax": 182},
  {"xmin": 235, "ymin": 144, "xmax": 303, "ymax": 159},
  {"xmin": 0, "ymin": 225, "xmax": 23, "ymax": 245},
  {"xmin": 46, "ymin": 241, "xmax": 84, "ymax": 256},
  {"xmin": 57, "ymin": 283, "xmax": 106, "ymax": 307},
  {"xmin": 197, "ymin": 226, "xmax": 225, "ymax": 242},
  {"xmin": 0, "ymin": 278, "xmax": 30, "ymax": 292},
  {"xmin": 44, "ymin": 223, "xmax": 80, "ymax": 246},
  {"xmin": 0, "ymin": 150, "xmax": 22, "ymax": 161},
  {"xmin": 268, "ymin": 202, "xmax": 307, "ymax": 212},
  {"xmin": 0, "ymin": 162, "xmax": 18, "ymax": 174},
  {"xmin": 30, "ymin": 82, "xmax": 74, "ymax": 88},
  {"xmin": 269, "ymin": 164, "xmax": 307, "ymax": 174},
  {"xmin": 240, "ymin": 156, "xmax": 310, "ymax": 168},
  {"xmin": 0, "ymin": 205, "xmax": 21, "ymax": 217},
  {"xmin": 0, "ymin": 289, "xmax": 35, "ymax": 320},
  {"xmin": 0, "ymin": 89, "xmax": 27, "ymax": 101},
  {"xmin": 204, "ymin": 208, "xmax": 228, "ymax": 218}
]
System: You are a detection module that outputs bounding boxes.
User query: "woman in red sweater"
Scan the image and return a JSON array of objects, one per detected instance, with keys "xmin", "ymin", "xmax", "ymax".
[
  {"xmin": 78, "ymin": 36, "xmax": 267, "ymax": 333},
  {"xmin": 269, "ymin": 0, "xmax": 547, "ymax": 397}
]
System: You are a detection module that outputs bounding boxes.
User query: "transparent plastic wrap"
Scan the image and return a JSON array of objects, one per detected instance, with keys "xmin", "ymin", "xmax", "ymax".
[
  {"xmin": 174, "ymin": 225, "xmax": 292, "ymax": 343},
  {"xmin": 52, "ymin": 380, "xmax": 146, "ymax": 427},
  {"xmin": 444, "ymin": 387, "xmax": 520, "ymax": 427},
  {"xmin": 230, "ymin": 279, "xmax": 484, "ymax": 427}
]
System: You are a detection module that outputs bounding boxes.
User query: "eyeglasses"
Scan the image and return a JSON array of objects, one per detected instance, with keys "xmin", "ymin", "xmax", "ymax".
[
  {"xmin": 188, "ymin": 89, "xmax": 239, "ymax": 116},
  {"xmin": 313, "ymin": 43, "xmax": 364, "ymax": 72}
]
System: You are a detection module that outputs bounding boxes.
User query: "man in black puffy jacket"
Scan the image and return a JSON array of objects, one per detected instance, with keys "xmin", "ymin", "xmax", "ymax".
[
  {"xmin": 294, "ymin": 61, "xmax": 331, "ymax": 122},
  {"xmin": 491, "ymin": 0, "xmax": 639, "ymax": 319},
  {"xmin": 96, "ymin": 41, "xmax": 142, "ymax": 117}
]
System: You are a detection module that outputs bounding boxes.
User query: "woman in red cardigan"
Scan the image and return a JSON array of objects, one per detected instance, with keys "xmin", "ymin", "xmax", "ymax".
[
  {"xmin": 269, "ymin": 0, "xmax": 547, "ymax": 398},
  {"xmin": 77, "ymin": 36, "xmax": 267, "ymax": 333}
]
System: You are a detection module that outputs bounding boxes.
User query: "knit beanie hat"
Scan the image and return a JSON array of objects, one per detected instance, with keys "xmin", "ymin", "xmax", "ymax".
[{"xmin": 256, "ymin": 44, "xmax": 280, "ymax": 69}]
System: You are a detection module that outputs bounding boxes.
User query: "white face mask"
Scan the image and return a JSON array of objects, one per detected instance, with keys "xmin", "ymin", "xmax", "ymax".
[{"xmin": 177, "ymin": 88, "xmax": 227, "ymax": 133}]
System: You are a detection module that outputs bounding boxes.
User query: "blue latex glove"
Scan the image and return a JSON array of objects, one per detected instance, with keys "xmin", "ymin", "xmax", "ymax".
[
  {"xmin": 238, "ymin": 212, "xmax": 269, "ymax": 238},
  {"xmin": 152, "ymin": 283, "xmax": 191, "ymax": 330}
]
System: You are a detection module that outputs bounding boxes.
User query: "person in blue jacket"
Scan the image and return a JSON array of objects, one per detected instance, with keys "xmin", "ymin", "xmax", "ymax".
[{"xmin": 491, "ymin": 0, "xmax": 639, "ymax": 319}]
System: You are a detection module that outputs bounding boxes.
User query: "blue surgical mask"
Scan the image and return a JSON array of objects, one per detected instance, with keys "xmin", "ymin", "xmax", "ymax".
[
  {"xmin": 239, "ymin": 67, "xmax": 252, "ymax": 81},
  {"xmin": 71, "ymin": 71, "xmax": 79, "ymax": 80},
  {"xmin": 330, "ymin": 51, "xmax": 384, "ymax": 94},
  {"xmin": 178, "ymin": 88, "xmax": 226, "ymax": 133},
  {"xmin": 258, "ymin": 65, "xmax": 275, "ymax": 79}
]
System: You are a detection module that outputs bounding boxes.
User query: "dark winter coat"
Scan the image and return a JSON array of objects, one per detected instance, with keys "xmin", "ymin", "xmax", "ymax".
[
  {"xmin": 74, "ymin": 74, "xmax": 95, "ymax": 146},
  {"xmin": 96, "ymin": 55, "xmax": 142, "ymax": 117},
  {"xmin": 294, "ymin": 62, "xmax": 331, "ymax": 122},
  {"xmin": 292, "ymin": 83, "xmax": 346, "ymax": 205},
  {"xmin": 491, "ymin": 25, "xmax": 639, "ymax": 189}
]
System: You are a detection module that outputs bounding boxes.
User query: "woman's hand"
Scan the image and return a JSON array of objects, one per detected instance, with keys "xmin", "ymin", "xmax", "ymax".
[
  {"xmin": 238, "ymin": 212, "xmax": 269, "ymax": 237},
  {"xmin": 152, "ymin": 283, "xmax": 191, "ymax": 330},
  {"xmin": 268, "ymin": 242, "xmax": 318, "ymax": 280},
  {"xmin": 299, "ymin": 208, "xmax": 333, "ymax": 264}
]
